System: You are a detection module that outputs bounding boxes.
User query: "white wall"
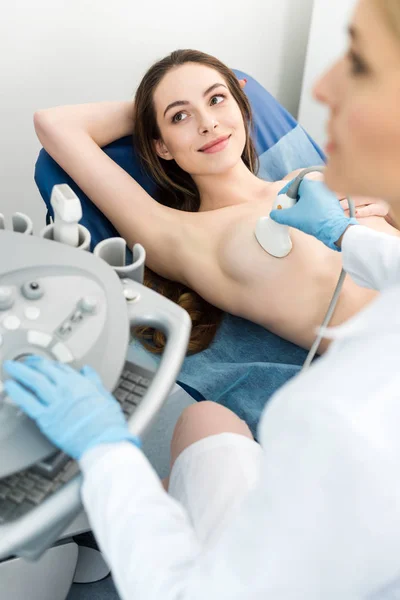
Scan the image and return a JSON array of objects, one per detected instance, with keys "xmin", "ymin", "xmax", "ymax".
[
  {"xmin": 0, "ymin": 0, "xmax": 314, "ymax": 233},
  {"xmin": 298, "ymin": 0, "xmax": 358, "ymax": 149}
]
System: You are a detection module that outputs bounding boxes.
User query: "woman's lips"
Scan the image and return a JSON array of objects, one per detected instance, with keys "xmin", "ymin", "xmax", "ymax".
[
  {"xmin": 325, "ymin": 126, "xmax": 337, "ymax": 154},
  {"xmin": 325, "ymin": 140, "xmax": 337, "ymax": 154},
  {"xmin": 199, "ymin": 135, "xmax": 231, "ymax": 154}
]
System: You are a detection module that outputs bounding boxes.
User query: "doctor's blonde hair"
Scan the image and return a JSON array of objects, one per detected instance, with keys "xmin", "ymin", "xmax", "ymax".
[{"xmin": 132, "ymin": 49, "xmax": 258, "ymax": 355}]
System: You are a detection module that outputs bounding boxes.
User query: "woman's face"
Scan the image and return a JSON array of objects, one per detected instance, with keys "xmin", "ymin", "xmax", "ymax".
[
  {"xmin": 152, "ymin": 63, "xmax": 247, "ymax": 177},
  {"xmin": 314, "ymin": 0, "xmax": 400, "ymax": 202}
]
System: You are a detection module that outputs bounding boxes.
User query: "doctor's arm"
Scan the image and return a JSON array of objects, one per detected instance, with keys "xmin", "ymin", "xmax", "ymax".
[{"xmin": 339, "ymin": 224, "xmax": 400, "ymax": 291}]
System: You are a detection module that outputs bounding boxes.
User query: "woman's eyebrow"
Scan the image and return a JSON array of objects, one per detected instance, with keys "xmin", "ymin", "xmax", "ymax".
[
  {"xmin": 348, "ymin": 25, "xmax": 357, "ymax": 40},
  {"xmin": 348, "ymin": 25, "xmax": 364, "ymax": 47},
  {"xmin": 163, "ymin": 83, "xmax": 228, "ymax": 118},
  {"xmin": 203, "ymin": 82, "xmax": 227, "ymax": 96}
]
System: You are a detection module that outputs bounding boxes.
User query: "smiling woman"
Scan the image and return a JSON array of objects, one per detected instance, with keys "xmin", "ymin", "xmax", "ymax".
[
  {"xmin": 132, "ymin": 49, "xmax": 258, "ymax": 353},
  {"xmin": 133, "ymin": 50, "xmax": 257, "ymax": 210}
]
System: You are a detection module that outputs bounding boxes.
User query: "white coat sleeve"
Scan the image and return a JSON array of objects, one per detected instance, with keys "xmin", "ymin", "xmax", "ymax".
[
  {"xmin": 342, "ymin": 224, "xmax": 400, "ymax": 290},
  {"xmin": 79, "ymin": 442, "xmax": 202, "ymax": 600}
]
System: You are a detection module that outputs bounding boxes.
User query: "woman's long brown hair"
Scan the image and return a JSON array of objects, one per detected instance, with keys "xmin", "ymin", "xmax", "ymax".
[{"xmin": 133, "ymin": 49, "xmax": 258, "ymax": 354}]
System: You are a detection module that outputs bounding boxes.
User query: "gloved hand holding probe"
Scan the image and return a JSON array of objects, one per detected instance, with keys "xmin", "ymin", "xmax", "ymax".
[{"xmin": 270, "ymin": 178, "xmax": 359, "ymax": 251}]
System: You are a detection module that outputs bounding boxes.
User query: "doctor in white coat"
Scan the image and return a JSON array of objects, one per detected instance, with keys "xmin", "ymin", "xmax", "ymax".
[{"xmin": 4, "ymin": 0, "xmax": 400, "ymax": 598}]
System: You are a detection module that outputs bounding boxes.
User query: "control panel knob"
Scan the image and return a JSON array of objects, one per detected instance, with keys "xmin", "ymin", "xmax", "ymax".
[
  {"xmin": 21, "ymin": 281, "xmax": 44, "ymax": 300},
  {"xmin": 78, "ymin": 296, "xmax": 98, "ymax": 314},
  {"xmin": 0, "ymin": 287, "xmax": 15, "ymax": 310}
]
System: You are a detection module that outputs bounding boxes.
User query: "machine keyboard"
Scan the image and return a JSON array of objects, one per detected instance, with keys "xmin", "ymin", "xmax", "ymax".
[{"xmin": 0, "ymin": 360, "xmax": 153, "ymax": 524}]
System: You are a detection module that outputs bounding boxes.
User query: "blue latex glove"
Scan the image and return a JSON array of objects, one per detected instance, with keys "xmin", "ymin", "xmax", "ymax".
[
  {"xmin": 270, "ymin": 178, "xmax": 359, "ymax": 251},
  {"xmin": 3, "ymin": 355, "xmax": 141, "ymax": 460}
]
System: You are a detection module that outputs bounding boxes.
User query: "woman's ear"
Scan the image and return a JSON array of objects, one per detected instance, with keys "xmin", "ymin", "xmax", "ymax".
[{"xmin": 154, "ymin": 139, "xmax": 174, "ymax": 161}]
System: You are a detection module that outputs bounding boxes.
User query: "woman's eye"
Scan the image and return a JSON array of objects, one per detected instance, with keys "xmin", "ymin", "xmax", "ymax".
[
  {"xmin": 210, "ymin": 94, "xmax": 225, "ymax": 106},
  {"xmin": 172, "ymin": 112, "xmax": 188, "ymax": 124},
  {"xmin": 348, "ymin": 50, "xmax": 368, "ymax": 76}
]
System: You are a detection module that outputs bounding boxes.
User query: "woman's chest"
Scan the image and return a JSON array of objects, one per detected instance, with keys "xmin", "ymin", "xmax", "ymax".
[
  {"xmin": 213, "ymin": 200, "xmax": 340, "ymax": 292},
  {"xmin": 202, "ymin": 199, "xmax": 343, "ymax": 330}
]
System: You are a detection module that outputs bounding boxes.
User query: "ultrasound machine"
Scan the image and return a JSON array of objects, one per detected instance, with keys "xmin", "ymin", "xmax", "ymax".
[{"xmin": 0, "ymin": 185, "xmax": 191, "ymax": 599}]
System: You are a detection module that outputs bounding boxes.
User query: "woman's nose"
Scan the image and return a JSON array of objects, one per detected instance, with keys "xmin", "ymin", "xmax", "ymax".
[
  {"xmin": 313, "ymin": 58, "xmax": 343, "ymax": 108},
  {"xmin": 313, "ymin": 69, "xmax": 331, "ymax": 106},
  {"xmin": 198, "ymin": 112, "xmax": 218, "ymax": 135}
]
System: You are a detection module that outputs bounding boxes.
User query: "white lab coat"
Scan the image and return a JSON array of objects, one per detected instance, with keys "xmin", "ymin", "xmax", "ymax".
[{"xmin": 79, "ymin": 225, "xmax": 400, "ymax": 600}]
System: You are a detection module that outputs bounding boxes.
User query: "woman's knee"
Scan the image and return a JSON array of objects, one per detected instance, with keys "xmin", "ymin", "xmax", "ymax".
[{"xmin": 169, "ymin": 401, "xmax": 253, "ymax": 469}]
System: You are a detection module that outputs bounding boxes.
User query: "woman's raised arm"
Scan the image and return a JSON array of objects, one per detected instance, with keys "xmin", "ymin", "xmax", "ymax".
[
  {"xmin": 34, "ymin": 102, "xmax": 188, "ymax": 282},
  {"xmin": 34, "ymin": 101, "xmax": 135, "ymax": 148}
]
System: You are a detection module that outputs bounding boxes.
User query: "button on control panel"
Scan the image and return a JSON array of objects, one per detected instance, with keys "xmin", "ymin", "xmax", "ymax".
[
  {"xmin": 0, "ymin": 287, "xmax": 15, "ymax": 311},
  {"xmin": 52, "ymin": 343, "xmax": 73, "ymax": 363},
  {"xmin": 56, "ymin": 296, "xmax": 99, "ymax": 341},
  {"xmin": 71, "ymin": 310, "xmax": 83, "ymax": 324},
  {"xmin": 24, "ymin": 307, "xmax": 40, "ymax": 321},
  {"xmin": 58, "ymin": 323, "xmax": 73, "ymax": 338},
  {"xmin": 78, "ymin": 296, "xmax": 98, "ymax": 315},
  {"xmin": 21, "ymin": 281, "xmax": 44, "ymax": 301},
  {"xmin": 27, "ymin": 331, "xmax": 52, "ymax": 348},
  {"xmin": 2, "ymin": 316, "xmax": 21, "ymax": 331}
]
